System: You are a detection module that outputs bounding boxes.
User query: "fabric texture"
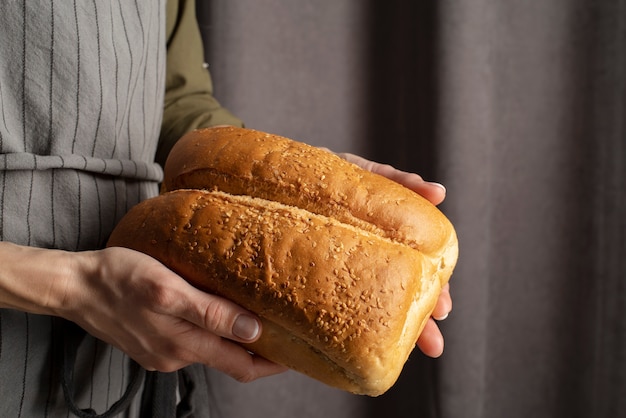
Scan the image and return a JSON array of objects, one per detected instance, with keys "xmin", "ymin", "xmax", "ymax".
[
  {"xmin": 0, "ymin": 0, "xmax": 237, "ymax": 416},
  {"xmin": 434, "ymin": 2, "xmax": 626, "ymax": 417},
  {"xmin": 0, "ymin": 1, "xmax": 166, "ymax": 416},
  {"xmin": 198, "ymin": 1, "xmax": 626, "ymax": 418}
]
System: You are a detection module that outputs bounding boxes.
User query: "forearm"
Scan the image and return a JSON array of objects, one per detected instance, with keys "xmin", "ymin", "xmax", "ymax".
[
  {"xmin": 0, "ymin": 241, "xmax": 286, "ymax": 378},
  {"xmin": 0, "ymin": 241, "xmax": 88, "ymax": 317}
]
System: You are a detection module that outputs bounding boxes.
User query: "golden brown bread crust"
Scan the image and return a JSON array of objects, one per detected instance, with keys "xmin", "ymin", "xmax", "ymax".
[
  {"xmin": 163, "ymin": 127, "xmax": 454, "ymax": 257},
  {"xmin": 108, "ymin": 126, "xmax": 458, "ymax": 396},
  {"xmin": 107, "ymin": 190, "xmax": 443, "ymax": 395}
]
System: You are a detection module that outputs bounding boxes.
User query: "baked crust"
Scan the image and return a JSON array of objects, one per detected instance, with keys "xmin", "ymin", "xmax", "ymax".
[
  {"xmin": 108, "ymin": 127, "xmax": 458, "ymax": 396},
  {"xmin": 163, "ymin": 127, "xmax": 455, "ymax": 257}
]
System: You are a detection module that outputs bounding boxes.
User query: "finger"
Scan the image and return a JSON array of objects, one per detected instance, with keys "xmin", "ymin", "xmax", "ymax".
[
  {"xmin": 416, "ymin": 318, "xmax": 444, "ymax": 358},
  {"xmin": 201, "ymin": 335, "xmax": 289, "ymax": 382},
  {"xmin": 373, "ymin": 164, "xmax": 446, "ymax": 206},
  {"xmin": 431, "ymin": 284, "xmax": 452, "ymax": 321},
  {"xmin": 192, "ymin": 293, "xmax": 262, "ymax": 343},
  {"xmin": 130, "ymin": 328, "xmax": 288, "ymax": 380},
  {"xmin": 163, "ymin": 282, "xmax": 263, "ymax": 344},
  {"xmin": 401, "ymin": 178, "xmax": 446, "ymax": 206},
  {"xmin": 335, "ymin": 152, "xmax": 447, "ymax": 206}
]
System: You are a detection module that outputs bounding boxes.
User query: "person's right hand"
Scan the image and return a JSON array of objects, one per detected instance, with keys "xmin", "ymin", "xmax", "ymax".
[
  {"xmin": 329, "ymin": 151, "xmax": 452, "ymax": 358},
  {"xmin": 0, "ymin": 242, "xmax": 287, "ymax": 382}
]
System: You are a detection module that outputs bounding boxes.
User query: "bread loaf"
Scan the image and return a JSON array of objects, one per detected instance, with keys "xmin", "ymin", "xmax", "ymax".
[{"xmin": 107, "ymin": 126, "xmax": 458, "ymax": 396}]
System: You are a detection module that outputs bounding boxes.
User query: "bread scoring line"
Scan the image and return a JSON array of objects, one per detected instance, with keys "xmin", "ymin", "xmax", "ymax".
[{"xmin": 174, "ymin": 188, "xmax": 420, "ymax": 253}]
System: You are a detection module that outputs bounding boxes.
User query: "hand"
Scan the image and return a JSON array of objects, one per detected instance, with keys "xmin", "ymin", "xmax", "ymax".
[
  {"xmin": 335, "ymin": 152, "xmax": 447, "ymax": 205},
  {"xmin": 333, "ymin": 151, "xmax": 452, "ymax": 358},
  {"xmin": 0, "ymin": 242, "xmax": 286, "ymax": 382},
  {"xmin": 417, "ymin": 284, "xmax": 452, "ymax": 358},
  {"xmin": 74, "ymin": 247, "xmax": 288, "ymax": 381}
]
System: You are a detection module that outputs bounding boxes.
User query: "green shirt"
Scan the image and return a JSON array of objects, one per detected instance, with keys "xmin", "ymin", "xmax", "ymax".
[{"xmin": 160, "ymin": 0, "xmax": 243, "ymax": 167}]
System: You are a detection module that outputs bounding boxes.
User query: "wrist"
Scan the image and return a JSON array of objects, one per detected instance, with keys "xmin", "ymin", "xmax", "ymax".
[{"xmin": 0, "ymin": 242, "xmax": 92, "ymax": 318}]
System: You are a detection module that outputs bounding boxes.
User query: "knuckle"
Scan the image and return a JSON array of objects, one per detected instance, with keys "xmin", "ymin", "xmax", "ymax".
[
  {"xmin": 376, "ymin": 163, "xmax": 396, "ymax": 175},
  {"xmin": 202, "ymin": 299, "xmax": 230, "ymax": 334},
  {"xmin": 141, "ymin": 280, "xmax": 174, "ymax": 311},
  {"xmin": 161, "ymin": 342, "xmax": 184, "ymax": 359},
  {"xmin": 155, "ymin": 344, "xmax": 191, "ymax": 371},
  {"xmin": 361, "ymin": 159, "xmax": 381, "ymax": 173},
  {"xmin": 232, "ymin": 369, "xmax": 258, "ymax": 384}
]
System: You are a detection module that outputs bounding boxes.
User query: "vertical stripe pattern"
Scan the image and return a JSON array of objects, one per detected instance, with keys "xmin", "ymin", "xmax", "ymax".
[{"xmin": 0, "ymin": 1, "xmax": 166, "ymax": 417}]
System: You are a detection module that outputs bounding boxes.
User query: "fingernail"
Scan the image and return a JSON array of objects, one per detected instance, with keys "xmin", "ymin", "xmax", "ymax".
[
  {"xmin": 428, "ymin": 181, "xmax": 447, "ymax": 194},
  {"xmin": 434, "ymin": 312, "xmax": 449, "ymax": 321},
  {"xmin": 233, "ymin": 314, "xmax": 260, "ymax": 341}
]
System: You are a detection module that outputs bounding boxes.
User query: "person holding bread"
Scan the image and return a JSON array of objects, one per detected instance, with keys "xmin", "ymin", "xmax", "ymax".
[{"xmin": 0, "ymin": 1, "xmax": 453, "ymax": 417}]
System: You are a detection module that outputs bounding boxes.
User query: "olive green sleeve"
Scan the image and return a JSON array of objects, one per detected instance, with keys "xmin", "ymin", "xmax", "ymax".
[{"xmin": 157, "ymin": 0, "xmax": 243, "ymax": 167}]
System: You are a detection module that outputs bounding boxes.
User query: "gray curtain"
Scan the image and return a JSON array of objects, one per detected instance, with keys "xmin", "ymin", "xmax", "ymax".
[{"xmin": 197, "ymin": 1, "xmax": 626, "ymax": 417}]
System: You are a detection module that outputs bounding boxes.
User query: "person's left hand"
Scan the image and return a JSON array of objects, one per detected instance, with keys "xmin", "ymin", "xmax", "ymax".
[{"xmin": 333, "ymin": 151, "xmax": 452, "ymax": 358}]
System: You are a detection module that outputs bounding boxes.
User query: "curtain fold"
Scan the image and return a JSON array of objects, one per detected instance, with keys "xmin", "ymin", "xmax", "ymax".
[
  {"xmin": 199, "ymin": 1, "xmax": 625, "ymax": 417},
  {"xmin": 436, "ymin": 1, "xmax": 625, "ymax": 417}
]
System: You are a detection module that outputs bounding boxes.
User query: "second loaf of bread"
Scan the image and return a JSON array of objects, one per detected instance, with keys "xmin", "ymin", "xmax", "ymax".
[{"xmin": 108, "ymin": 126, "xmax": 458, "ymax": 396}]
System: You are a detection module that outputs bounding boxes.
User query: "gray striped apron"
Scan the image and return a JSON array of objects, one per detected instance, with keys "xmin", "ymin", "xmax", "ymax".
[{"xmin": 0, "ymin": 1, "xmax": 169, "ymax": 416}]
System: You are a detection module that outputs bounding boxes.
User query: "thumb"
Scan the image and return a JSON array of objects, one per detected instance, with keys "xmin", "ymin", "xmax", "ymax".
[{"xmin": 169, "ymin": 283, "xmax": 262, "ymax": 343}]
